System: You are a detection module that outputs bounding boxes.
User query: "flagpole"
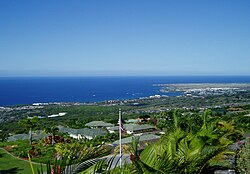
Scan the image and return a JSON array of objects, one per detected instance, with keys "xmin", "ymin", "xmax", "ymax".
[{"xmin": 119, "ymin": 108, "xmax": 122, "ymax": 168}]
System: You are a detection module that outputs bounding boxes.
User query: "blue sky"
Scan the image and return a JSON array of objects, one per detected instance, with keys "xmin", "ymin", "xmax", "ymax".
[{"xmin": 0, "ymin": 0, "xmax": 250, "ymax": 76}]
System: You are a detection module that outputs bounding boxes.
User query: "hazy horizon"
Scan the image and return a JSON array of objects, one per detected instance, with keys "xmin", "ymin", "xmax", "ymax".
[{"xmin": 1, "ymin": 74, "xmax": 250, "ymax": 78}]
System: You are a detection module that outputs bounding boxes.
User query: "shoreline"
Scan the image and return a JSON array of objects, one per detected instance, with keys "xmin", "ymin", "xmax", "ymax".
[{"xmin": 1, "ymin": 82, "xmax": 250, "ymax": 108}]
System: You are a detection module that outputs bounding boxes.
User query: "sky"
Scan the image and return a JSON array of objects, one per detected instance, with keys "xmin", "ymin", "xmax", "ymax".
[{"xmin": 0, "ymin": 0, "xmax": 250, "ymax": 76}]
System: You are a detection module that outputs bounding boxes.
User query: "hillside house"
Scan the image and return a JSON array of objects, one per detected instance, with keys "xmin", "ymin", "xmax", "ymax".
[
  {"xmin": 124, "ymin": 124, "xmax": 155, "ymax": 134},
  {"xmin": 85, "ymin": 121, "xmax": 114, "ymax": 129},
  {"xmin": 59, "ymin": 126, "xmax": 107, "ymax": 140},
  {"xmin": 112, "ymin": 134, "xmax": 160, "ymax": 145},
  {"xmin": 107, "ymin": 126, "xmax": 119, "ymax": 133}
]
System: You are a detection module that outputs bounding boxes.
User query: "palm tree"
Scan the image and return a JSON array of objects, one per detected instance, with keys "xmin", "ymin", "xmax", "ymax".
[
  {"xmin": 19, "ymin": 116, "xmax": 40, "ymax": 145},
  {"xmin": 87, "ymin": 110, "xmax": 241, "ymax": 174}
]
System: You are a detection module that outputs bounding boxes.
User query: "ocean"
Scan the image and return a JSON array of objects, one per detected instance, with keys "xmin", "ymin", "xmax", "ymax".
[{"xmin": 0, "ymin": 76, "xmax": 250, "ymax": 106}]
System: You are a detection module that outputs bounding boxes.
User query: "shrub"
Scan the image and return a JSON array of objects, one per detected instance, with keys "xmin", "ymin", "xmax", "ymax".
[{"xmin": 236, "ymin": 139, "xmax": 250, "ymax": 174}]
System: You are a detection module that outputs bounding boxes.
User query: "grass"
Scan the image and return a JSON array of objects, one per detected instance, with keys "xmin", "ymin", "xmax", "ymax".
[{"xmin": 0, "ymin": 148, "xmax": 46, "ymax": 174}]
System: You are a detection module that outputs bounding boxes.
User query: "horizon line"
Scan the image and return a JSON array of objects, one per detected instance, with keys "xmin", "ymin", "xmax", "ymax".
[{"xmin": 0, "ymin": 74, "xmax": 250, "ymax": 78}]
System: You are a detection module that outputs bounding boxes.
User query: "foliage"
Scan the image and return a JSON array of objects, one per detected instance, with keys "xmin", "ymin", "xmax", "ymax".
[
  {"xmin": 19, "ymin": 116, "xmax": 40, "ymax": 132},
  {"xmin": 126, "ymin": 111, "xmax": 237, "ymax": 174},
  {"xmin": 236, "ymin": 139, "xmax": 250, "ymax": 174},
  {"xmin": 54, "ymin": 141, "xmax": 111, "ymax": 165},
  {"xmin": 235, "ymin": 116, "xmax": 250, "ymax": 131},
  {"xmin": 114, "ymin": 144, "xmax": 132, "ymax": 155},
  {"xmin": 0, "ymin": 139, "xmax": 56, "ymax": 163},
  {"xmin": 32, "ymin": 145, "xmax": 56, "ymax": 164},
  {"xmin": 33, "ymin": 142, "xmax": 111, "ymax": 174},
  {"xmin": 7, "ymin": 140, "xmax": 31, "ymax": 158},
  {"xmin": 90, "ymin": 133, "xmax": 119, "ymax": 144},
  {"xmin": 156, "ymin": 109, "xmax": 204, "ymax": 133},
  {"xmin": 0, "ymin": 148, "xmax": 46, "ymax": 174},
  {"xmin": 0, "ymin": 131, "xmax": 8, "ymax": 142}
]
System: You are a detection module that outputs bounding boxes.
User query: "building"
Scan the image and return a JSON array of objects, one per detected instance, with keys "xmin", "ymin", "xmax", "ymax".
[
  {"xmin": 85, "ymin": 121, "xmax": 114, "ymax": 129},
  {"xmin": 112, "ymin": 134, "xmax": 160, "ymax": 145},
  {"xmin": 7, "ymin": 132, "xmax": 48, "ymax": 142},
  {"xmin": 125, "ymin": 119, "xmax": 138, "ymax": 124},
  {"xmin": 59, "ymin": 126, "xmax": 107, "ymax": 140},
  {"xmin": 107, "ymin": 126, "xmax": 119, "ymax": 133},
  {"xmin": 124, "ymin": 124, "xmax": 155, "ymax": 134}
]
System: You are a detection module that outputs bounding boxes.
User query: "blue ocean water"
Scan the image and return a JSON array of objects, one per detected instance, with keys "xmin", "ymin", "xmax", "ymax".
[{"xmin": 0, "ymin": 76, "xmax": 250, "ymax": 106}]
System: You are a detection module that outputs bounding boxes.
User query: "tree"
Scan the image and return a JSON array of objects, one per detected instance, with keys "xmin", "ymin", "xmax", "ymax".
[
  {"xmin": 131, "ymin": 121, "xmax": 235, "ymax": 174},
  {"xmin": 19, "ymin": 116, "xmax": 39, "ymax": 145},
  {"xmin": 0, "ymin": 131, "xmax": 8, "ymax": 142}
]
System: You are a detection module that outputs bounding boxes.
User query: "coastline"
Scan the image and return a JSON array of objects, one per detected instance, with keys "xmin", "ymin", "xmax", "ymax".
[{"xmin": 1, "ymin": 76, "xmax": 250, "ymax": 107}]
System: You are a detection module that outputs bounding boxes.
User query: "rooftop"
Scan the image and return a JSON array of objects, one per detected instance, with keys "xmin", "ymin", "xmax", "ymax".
[
  {"xmin": 113, "ymin": 134, "xmax": 160, "ymax": 145},
  {"xmin": 8, "ymin": 133, "xmax": 48, "ymax": 142},
  {"xmin": 59, "ymin": 126, "xmax": 107, "ymax": 138},
  {"xmin": 108, "ymin": 126, "xmax": 119, "ymax": 131},
  {"xmin": 85, "ymin": 121, "xmax": 114, "ymax": 127},
  {"xmin": 124, "ymin": 124, "xmax": 154, "ymax": 132}
]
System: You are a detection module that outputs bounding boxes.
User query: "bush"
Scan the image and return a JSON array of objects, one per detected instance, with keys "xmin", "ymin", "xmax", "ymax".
[
  {"xmin": 236, "ymin": 139, "xmax": 250, "ymax": 174},
  {"xmin": 16, "ymin": 150, "xmax": 27, "ymax": 158},
  {"xmin": 10, "ymin": 140, "xmax": 30, "ymax": 158}
]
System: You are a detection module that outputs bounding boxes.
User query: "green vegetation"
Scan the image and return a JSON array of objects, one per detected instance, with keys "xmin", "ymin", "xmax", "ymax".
[
  {"xmin": 0, "ymin": 139, "xmax": 55, "ymax": 163},
  {"xmin": 236, "ymin": 139, "xmax": 250, "ymax": 174},
  {"xmin": 131, "ymin": 118, "xmax": 238, "ymax": 173},
  {"xmin": 19, "ymin": 116, "xmax": 40, "ymax": 145},
  {"xmin": 0, "ymin": 148, "xmax": 46, "ymax": 174}
]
